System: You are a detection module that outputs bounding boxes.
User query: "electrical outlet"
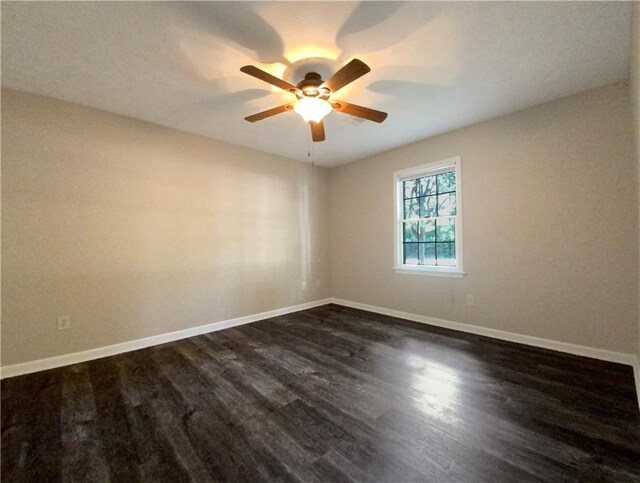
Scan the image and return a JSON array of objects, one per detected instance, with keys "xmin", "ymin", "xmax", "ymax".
[
  {"xmin": 466, "ymin": 295, "xmax": 475, "ymax": 306},
  {"xmin": 57, "ymin": 315, "xmax": 71, "ymax": 331},
  {"xmin": 301, "ymin": 281, "xmax": 307, "ymax": 290}
]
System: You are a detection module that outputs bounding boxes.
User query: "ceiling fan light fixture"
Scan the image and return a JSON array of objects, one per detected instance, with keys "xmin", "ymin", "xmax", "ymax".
[
  {"xmin": 294, "ymin": 97, "xmax": 332, "ymax": 123},
  {"xmin": 241, "ymin": 59, "xmax": 387, "ymax": 141}
]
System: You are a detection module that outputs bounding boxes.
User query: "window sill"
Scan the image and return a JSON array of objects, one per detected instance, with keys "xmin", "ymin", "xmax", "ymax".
[{"xmin": 393, "ymin": 266, "xmax": 466, "ymax": 278}]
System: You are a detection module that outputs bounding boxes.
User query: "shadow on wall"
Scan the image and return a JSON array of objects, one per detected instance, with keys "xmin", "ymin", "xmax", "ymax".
[
  {"xmin": 123, "ymin": 159, "xmax": 318, "ymax": 333},
  {"xmin": 298, "ymin": 164, "xmax": 313, "ymax": 291}
]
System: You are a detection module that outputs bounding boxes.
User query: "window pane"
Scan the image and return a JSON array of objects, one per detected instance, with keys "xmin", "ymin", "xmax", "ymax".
[
  {"xmin": 403, "ymin": 199, "xmax": 420, "ymax": 219},
  {"xmin": 436, "ymin": 218, "xmax": 455, "ymax": 242},
  {"xmin": 404, "ymin": 243, "xmax": 419, "ymax": 265},
  {"xmin": 419, "ymin": 196, "xmax": 437, "ymax": 218},
  {"xmin": 403, "ymin": 221, "xmax": 418, "ymax": 242},
  {"xmin": 399, "ymin": 164, "xmax": 461, "ymax": 269},
  {"xmin": 437, "ymin": 192, "xmax": 456, "ymax": 216},
  {"xmin": 436, "ymin": 242, "xmax": 456, "ymax": 265},
  {"xmin": 418, "ymin": 176, "xmax": 437, "ymax": 197},
  {"xmin": 437, "ymin": 171, "xmax": 455, "ymax": 193},
  {"xmin": 418, "ymin": 220, "xmax": 435, "ymax": 242},
  {"xmin": 403, "ymin": 179, "xmax": 419, "ymax": 199},
  {"xmin": 419, "ymin": 242, "xmax": 436, "ymax": 265}
]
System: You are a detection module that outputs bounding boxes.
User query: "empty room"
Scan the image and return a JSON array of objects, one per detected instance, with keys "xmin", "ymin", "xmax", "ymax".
[{"xmin": 2, "ymin": 1, "xmax": 640, "ymax": 481}]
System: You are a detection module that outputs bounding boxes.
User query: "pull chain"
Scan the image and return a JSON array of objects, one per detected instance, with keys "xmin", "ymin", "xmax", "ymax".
[{"xmin": 308, "ymin": 141, "xmax": 315, "ymax": 166}]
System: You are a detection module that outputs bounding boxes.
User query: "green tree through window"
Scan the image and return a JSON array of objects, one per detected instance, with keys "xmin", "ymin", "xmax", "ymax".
[{"xmin": 401, "ymin": 170, "xmax": 457, "ymax": 266}]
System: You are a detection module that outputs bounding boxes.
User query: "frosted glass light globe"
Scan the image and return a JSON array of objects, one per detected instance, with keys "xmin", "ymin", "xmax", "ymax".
[{"xmin": 294, "ymin": 97, "xmax": 332, "ymax": 123}]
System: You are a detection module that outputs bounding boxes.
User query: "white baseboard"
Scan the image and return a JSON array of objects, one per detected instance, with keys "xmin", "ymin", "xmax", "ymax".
[
  {"xmin": 3, "ymin": 296, "xmax": 639, "ymax": 411},
  {"xmin": 0, "ymin": 298, "xmax": 333, "ymax": 379},
  {"xmin": 331, "ymin": 298, "xmax": 640, "ymax": 411},
  {"xmin": 330, "ymin": 298, "xmax": 638, "ymax": 367}
]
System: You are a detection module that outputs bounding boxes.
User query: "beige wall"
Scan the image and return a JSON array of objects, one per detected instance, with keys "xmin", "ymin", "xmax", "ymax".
[
  {"xmin": 1, "ymin": 89, "xmax": 330, "ymax": 366},
  {"xmin": 631, "ymin": 2, "xmax": 640, "ymax": 369},
  {"xmin": 3, "ymin": 81, "xmax": 639, "ymax": 367},
  {"xmin": 330, "ymin": 83, "xmax": 638, "ymax": 354}
]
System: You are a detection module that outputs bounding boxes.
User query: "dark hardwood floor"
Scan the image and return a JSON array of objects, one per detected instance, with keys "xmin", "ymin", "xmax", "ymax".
[{"xmin": 2, "ymin": 303, "xmax": 640, "ymax": 482}]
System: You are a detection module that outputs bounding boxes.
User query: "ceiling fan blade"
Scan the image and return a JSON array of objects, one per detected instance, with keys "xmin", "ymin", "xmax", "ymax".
[
  {"xmin": 244, "ymin": 104, "xmax": 293, "ymax": 123},
  {"xmin": 240, "ymin": 65, "xmax": 300, "ymax": 94},
  {"xmin": 331, "ymin": 100, "xmax": 387, "ymax": 123},
  {"xmin": 310, "ymin": 120, "xmax": 326, "ymax": 142},
  {"xmin": 322, "ymin": 58, "xmax": 371, "ymax": 93}
]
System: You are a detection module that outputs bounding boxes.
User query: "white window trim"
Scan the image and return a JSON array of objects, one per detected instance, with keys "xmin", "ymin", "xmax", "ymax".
[{"xmin": 393, "ymin": 156, "xmax": 465, "ymax": 278}]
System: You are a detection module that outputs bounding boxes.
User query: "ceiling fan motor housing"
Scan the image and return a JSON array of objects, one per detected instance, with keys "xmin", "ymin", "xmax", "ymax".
[{"xmin": 296, "ymin": 72, "xmax": 330, "ymax": 99}]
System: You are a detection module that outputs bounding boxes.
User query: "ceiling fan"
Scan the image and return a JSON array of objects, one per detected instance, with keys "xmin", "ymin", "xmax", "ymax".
[{"xmin": 240, "ymin": 59, "xmax": 388, "ymax": 142}]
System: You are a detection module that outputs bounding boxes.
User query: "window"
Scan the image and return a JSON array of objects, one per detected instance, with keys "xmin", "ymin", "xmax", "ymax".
[{"xmin": 394, "ymin": 157, "xmax": 464, "ymax": 277}]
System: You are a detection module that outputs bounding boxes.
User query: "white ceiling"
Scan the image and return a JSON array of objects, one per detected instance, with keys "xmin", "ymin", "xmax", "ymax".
[{"xmin": 1, "ymin": 2, "xmax": 632, "ymax": 167}]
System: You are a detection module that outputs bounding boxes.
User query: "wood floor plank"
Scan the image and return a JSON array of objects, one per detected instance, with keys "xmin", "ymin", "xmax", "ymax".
[
  {"xmin": 60, "ymin": 364, "xmax": 111, "ymax": 482},
  {"xmin": 2, "ymin": 304, "xmax": 639, "ymax": 482}
]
